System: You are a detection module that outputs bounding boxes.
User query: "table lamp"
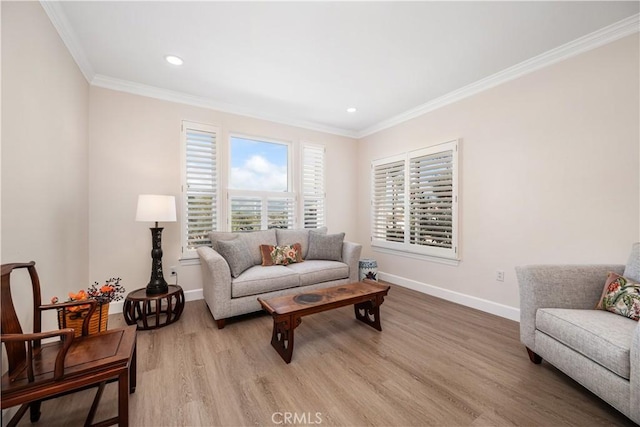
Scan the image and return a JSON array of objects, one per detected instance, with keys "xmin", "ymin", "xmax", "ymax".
[{"xmin": 136, "ymin": 194, "xmax": 176, "ymax": 294}]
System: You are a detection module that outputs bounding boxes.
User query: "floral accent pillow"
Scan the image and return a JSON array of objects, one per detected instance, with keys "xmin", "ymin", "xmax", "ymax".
[
  {"xmin": 260, "ymin": 243, "xmax": 303, "ymax": 266},
  {"xmin": 596, "ymin": 272, "xmax": 640, "ymax": 321}
]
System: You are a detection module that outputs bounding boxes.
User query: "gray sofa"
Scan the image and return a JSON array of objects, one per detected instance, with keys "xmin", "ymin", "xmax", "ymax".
[
  {"xmin": 516, "ymin": 243, "xmax": 639, "ymax": 424},
  {"xmin": 197, "ymin": 228, "xmax": 362, "ymax": 328}
]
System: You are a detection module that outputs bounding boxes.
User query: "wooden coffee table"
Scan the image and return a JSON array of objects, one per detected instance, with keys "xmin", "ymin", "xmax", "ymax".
[{"xmin": 257, "ymin": 280, "xmax": 390, "ymax": 363}]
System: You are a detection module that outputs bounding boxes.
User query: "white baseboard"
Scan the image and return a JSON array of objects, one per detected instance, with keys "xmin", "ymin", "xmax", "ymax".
[
  {"xmin": 110, "ymin": 288, "xmax": 204, "ymax": 314},
  {"xmin": 109, "ymin": 278, "xmax": 520, "ymax": 322},
  {"xmin": 379, "ymin": 272, "xmax": 520, "ymax": 322}
]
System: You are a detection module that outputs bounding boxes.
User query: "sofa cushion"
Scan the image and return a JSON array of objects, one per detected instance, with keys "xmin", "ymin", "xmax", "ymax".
[
  {"xmin": 232, "ymin": 265, "xmax": 300, "ymax": 298},
  {"xmin": 276, "ymin": 227, "xmax": 327, "ymax": 259},
  {"xmin": 216, "ymin": 238, "xmax": 254, "ymax": 278},
  {"xmin": 596, "ymin": 272, "xmax": 640, "ymax": 321},
  {"xmin": 284, "ymin": 260, "xmax": 349, "ymax": 287},
  {"xmin": 623, "ymin": 242, "xmax": 640, "ymax": 282},
  {"xmin": 209, "ymin": 229, "xmax": 277, "ymax": 266},
  {"xmin": 307, "ymin": 231, "xmax": 344, "ymax": 261},
  {"xmin": 260, "ymin": 243, "xmax": 303, "ymax": 266},
  {"xmin": 536, "ymin": 308, "xmax": 636, "ymax": 379}
]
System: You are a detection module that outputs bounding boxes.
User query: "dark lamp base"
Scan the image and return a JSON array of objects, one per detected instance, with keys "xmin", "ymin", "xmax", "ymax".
[
  {"xmin": 146, "ymin": 280, "xmax": 169, "ymax": 295},
  {"xmin": 145, "ymin": 226, "xmax": 169, "ymax": 295}
]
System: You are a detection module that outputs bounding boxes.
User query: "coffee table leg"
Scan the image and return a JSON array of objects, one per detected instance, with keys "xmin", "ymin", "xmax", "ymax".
[
  {"xmin": 271, "ymin": 315, "xmax": 300, "ymax": 364},
  {"xmin": 354, "ymin": 298, "xmax": 382, "ymax": 331}
]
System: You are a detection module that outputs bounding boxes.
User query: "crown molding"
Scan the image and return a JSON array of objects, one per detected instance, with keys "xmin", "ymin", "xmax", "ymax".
[
  {"xmin": 41, "ymin": 2, "xmax": 637, "ymax": 141},
  {"xmin": 356, "ymin": 13, "xmax": 640, "ymax": 139},
  {"xmin": 40, "ymin": 0, "xmax": 95, "ymax": 83},
  {"xmin": 91, "ymin": 75, "xmax": 358, "ymax": 138}
]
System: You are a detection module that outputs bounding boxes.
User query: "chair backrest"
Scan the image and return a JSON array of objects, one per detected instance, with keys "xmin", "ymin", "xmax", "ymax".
[{"xmin": 1, "ymin": 261, "xmax": 43, "ymax": 374}]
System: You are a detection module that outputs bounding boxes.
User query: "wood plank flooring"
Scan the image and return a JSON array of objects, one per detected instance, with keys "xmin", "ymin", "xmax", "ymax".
[{"xmin": 14, "ymin": 284, "xmax": 636, "ymax": 426}]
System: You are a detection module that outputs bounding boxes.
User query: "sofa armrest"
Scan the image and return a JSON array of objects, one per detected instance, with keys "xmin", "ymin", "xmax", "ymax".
[
  {"xmin": 197, "ymin": 246, "xmax": 232, "ymax": 320},
  {"xmin": 342, "ymin": 241, "xmax": 362, "ymax": 282},
  {"xmin": 631, "ymin": 322, "xmax": 640, "ymax": 424},
  {"xmin": 515, "ymin": 264, "xmax": 625, "ymax": 350}
]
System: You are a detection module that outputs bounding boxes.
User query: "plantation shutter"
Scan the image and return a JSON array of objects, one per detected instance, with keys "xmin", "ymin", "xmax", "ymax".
[
  {"xmin": 302, "ymin": 144, "xmax": 325, "ymax": 228},
  {"xmin": 183, "ymin": 123, "xmax": 218, "ymax": 257},
  {"xmin": 371, "ymin": 158, "xmax": 405, "ymax": 244},
  {"xmin": 267, "ymin": 198, "xmax": 296, "ymax": 229},
  {"xmin": 371, "ymin": 140, "xmax": 459, "ymax": 261},
  {"xmin": 229, "ymin": 195, "xmax": 295, "ymax": 231},
  {"xmin": 409, "ymin": 149, "xmax": 454, "ymax": 249},
  {"xmin": 230, "ymin": 197, "xmax": 262, "ymax": 231}
]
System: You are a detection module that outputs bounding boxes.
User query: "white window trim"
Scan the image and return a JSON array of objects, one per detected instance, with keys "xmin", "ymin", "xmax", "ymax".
[
  {"xmin": 371, "ymin": 139, "xmax": 460, "ymax": 261},
  {"xmin": 180, "ymin": 126, "xmax": 327, "ymax": 260}
]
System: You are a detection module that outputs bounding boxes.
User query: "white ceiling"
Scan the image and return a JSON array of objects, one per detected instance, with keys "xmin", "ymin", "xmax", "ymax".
[{"xmin": 48, "ymin": 1, "xmax": 639, "ymax": 137}]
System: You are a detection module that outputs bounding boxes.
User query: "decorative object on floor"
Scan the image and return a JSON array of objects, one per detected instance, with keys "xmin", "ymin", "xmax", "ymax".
[
  {"xmin": 258, "ymin": 280, "xmax": 390, "ymax": 363},
  {"xmin": 51, "ymin": 278, "xmax": 125, "ymax": 338},
  {"xmin": 123, "ymin": 285, "xmax": 185, "ymax": 330},
  {"xmin": 136, "ymin": 194, "xmax": 176, "ymax": 294},
  {"xmin": 359, "ymin": 258, "xmax": 378, "ymax": 281},
  {"xmin": 1, "ymin": 261, "xmax": 137, "ymax": 427}
]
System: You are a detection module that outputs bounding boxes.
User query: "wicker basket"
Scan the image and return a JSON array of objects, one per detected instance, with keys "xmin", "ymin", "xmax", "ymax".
[{"xmin": 57, "ymin": 303, "xmax": 109, "ymax": 337}]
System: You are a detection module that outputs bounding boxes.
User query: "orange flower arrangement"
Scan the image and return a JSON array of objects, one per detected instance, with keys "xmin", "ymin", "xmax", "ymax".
[{"xmin": 51, "ymin": 278, "xmax": 124, "ymax": 311}]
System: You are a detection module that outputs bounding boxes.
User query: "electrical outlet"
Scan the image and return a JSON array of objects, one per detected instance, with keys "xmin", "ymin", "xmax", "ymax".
[
  {"xmin": 496, "ymin": 270, "xmax": 505, "ymax": 282},
  {"xmin": 170, "ymin": 266, "xmax": 177, "ymax": 276}
]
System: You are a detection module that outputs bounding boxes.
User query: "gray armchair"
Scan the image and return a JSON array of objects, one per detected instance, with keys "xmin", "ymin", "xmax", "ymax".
[{"xmin": 516, "ymin": 243, "xmax": 639, "ymax": 424}]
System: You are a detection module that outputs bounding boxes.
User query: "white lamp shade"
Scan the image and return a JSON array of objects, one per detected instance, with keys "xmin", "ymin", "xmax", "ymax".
[{"xmin": 135, "ymin": 195, "xmax": 177, "ymax": 222}]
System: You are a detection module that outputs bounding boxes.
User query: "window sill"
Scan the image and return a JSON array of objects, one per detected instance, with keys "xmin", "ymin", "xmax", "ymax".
[
  {"xmin": 372, "ymin": 246, "xmax": 460, "ymax": 266},
  {"xmin": 178, "ymin": 257, "xmax": 201, "ymax": 266}
]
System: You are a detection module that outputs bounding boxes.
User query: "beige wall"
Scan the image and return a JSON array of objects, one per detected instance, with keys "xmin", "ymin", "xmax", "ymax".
[
  {"xmin": 88, "ymin": 87, "xmax": 358, "ymax": 300},
  {"xmin": 2, "ymin": 1, "xmax": 638, "ymax": 325},
  {"xmin": 1, "ymin": 2, "xmax": 90, "ymax": 330},
  {"xmin": 356, "ymin": 34, "xmax": 640, "ymax": 317}
]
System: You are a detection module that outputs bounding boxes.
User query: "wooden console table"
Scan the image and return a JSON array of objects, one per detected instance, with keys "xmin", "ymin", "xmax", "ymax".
[{"xmin": 123, "ymin": 285, "xmax": 185, "ymax": 330}]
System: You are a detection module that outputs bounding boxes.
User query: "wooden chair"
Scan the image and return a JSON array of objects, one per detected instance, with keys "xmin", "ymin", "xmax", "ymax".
[{"xmin": 1, "ymin": 261, "xmax": 137, "ymax": 427}]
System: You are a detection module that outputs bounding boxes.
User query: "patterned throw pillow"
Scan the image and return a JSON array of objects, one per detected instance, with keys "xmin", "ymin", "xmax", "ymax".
[
  {"xmin": 260, "ymin": 243, "xmax": 303, "ymax": 266},
  {"xmin": 596, "ymin": 272, "xmax": 640, "ymax": 321}
]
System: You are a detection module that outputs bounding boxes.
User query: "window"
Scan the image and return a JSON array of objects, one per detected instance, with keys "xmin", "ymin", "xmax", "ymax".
[
  {"xmin": 228, "ymin": 135, "xmax": 295, "ymax": 231},
  {"xmin": 302, "ymin": 144, "xmax": 325, "ymax": 228},
  {"xmin": 180, "ymin": 126, "xmax": 326, "ymax": 259},
  {"xmin": 371, "ymin": 140, "xmax": 459, "ymax": 261},
  {"xmin": 181, "ymin": 121, "xmax": 220, "ymax": 258}
]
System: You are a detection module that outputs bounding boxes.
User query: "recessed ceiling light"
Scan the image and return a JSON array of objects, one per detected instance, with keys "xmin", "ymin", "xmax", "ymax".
[
  {"xmin": 165, "ymin": 55, "xmax": 184, "ymax": 66},
  {"xmin": 346, "ymin": 107, "xmax": 357, "ymax": 113}
]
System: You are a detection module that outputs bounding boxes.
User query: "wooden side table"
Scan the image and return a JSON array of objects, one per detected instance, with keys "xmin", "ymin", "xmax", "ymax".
[{"xmin": 123, "ymin": 285, "xmax": 185, "ymax": 330}]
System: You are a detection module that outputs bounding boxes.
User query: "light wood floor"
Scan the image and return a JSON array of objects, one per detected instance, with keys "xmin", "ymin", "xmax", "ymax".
[{"xmin": 15, "ymin": 284, "xmax": 635, "ymax": 426}]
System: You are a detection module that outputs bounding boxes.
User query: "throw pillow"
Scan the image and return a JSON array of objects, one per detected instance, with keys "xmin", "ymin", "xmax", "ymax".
[
  {"xmin": 306, "ymin": 231, "xmax": 345, "ymax": 261},
  {"xmin": 260, "ymin": 243, "xmax": 303, "ymax": 266},
  {"xmin": 623, "ymin": 242, "xmax": 640, "ymax": 282},
  {"xmin": 596, "ymin": 272, "xmax": 640, "ymax": 321},
  {"xmin": 237, "ymin": 229, "xmax": 277, "ymax": 266},
  {"xmin": 276, "ymin": 227, "xmax": 327, "ymax": 259},
  {"xmin": 216, "ymin": 238, "xmax": 254, "ymax": 278},
  {"xmin": 209, "ymin": 231, "xmax": 238, "ymax": 252}
]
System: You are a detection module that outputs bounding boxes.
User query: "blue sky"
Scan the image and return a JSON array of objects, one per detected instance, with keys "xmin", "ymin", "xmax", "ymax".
[{"xmin": 230, "ymin": 136, "xmax": 288, "ymax": 191}]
